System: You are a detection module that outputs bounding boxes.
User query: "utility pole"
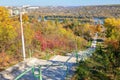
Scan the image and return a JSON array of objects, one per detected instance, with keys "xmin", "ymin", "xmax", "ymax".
[{"xmin": 20, "ymin": 9, "xmax": 26, "ymax": 60}]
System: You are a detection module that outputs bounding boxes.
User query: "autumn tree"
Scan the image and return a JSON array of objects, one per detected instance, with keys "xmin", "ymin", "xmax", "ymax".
[
  {"xmin": 0, "ymin": 7, "xmax": 19, "ymax": 68},
  {"xmin": 76, "ymin": 18, "xmax": 120, "ymax": 80},
  {"xmin": 0, "ymin": 7, "xmax": 9, "ymax": 22},
  {"xmin": 104, "ymin": 18, "xmax": 120, "ymax": 38},
  {"xmin": 22, "ymin": 13, "xmax": 29, "ymax": 23},
  {"xmin": 0, "ymin": 7, "xmax": 17, "ymax": 53}
]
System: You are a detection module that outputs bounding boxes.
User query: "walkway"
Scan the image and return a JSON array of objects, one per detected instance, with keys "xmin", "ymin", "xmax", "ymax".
[
  {"xmin": 0, "ymin": 55, "xmax": 76, "ymax": 80},
  {"xmin": 0, "ymin": 32, "xmax": 97, "ymax": 80},
  {"xmin": 0, "ymin": 47, "xmax": 95, "ymax": 80}
]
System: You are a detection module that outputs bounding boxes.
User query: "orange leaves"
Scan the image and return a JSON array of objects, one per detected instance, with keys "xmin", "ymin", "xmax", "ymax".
[
  {"xmin": 22, "ymin": 14, "xmax": 29, "ymax": 22},
  {"xmin": 0, "ymin": 7, "xmax": 11, "ymax": 27},
  {"xmin": 105, "ymin": 38, "xmax": 119, "ymax": 51},
  {"xmin": 0, "ymin": 52, "xmax": 11, "ymax": 67},
  {"xmin": 95, "ymin": 24, "xmax": 102, "ymax": 32}
]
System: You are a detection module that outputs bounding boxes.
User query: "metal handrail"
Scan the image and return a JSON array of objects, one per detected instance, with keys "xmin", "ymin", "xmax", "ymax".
[
  {"xmin": 15, "ymin": 51, "xmax": 79, "ymax": 80},
  {"xmin": 14, "ymin": 65, "xmax": 43, "ymax": 80},
  {"xmin": 32, "ymin": 65, "xmax": 42, "ymax": 80},
  {"xmin": 14, "ymin": 63, "xmax": 68, "ymax": 80},
  {"xmin": 14, "ymin": 66, "xmax": 34, "ymax": 80}
]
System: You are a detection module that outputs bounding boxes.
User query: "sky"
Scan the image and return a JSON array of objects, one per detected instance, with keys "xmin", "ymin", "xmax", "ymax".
[{"xmin": 0, "ymin": 0, "xmax": 120, "ymax": 6}]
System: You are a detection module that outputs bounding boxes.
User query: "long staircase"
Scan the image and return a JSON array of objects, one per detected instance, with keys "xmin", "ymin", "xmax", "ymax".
[
  {"xmin": 0, "ymin": 33, "xmax": 97, "ymax": 80},
  {"xmin": 0, "ymin": 47, "xmax": 95, "ymax": 80},
  {"xmin": 0, "ymin": 54, "xmax": 76, "ymax": 80}
]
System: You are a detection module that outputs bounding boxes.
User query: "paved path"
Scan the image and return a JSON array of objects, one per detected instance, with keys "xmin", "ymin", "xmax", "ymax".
[
  {"xmin": 0, "ymin": 33, "xmax": 97, "ymax": 80},
  {"xmin": 0, "ymin": 47, "xmax": 95, "ymax": 80},
  {"xmin": 0, "ymin": 55, "xmax": 77, "ymax": 80},
  {"xmin": 0, "ymin": 58, "xmax": 52, "ymax": 80}
]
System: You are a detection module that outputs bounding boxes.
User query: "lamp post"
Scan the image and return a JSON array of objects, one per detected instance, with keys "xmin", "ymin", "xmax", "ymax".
[{"xmin": 20, "ymin": 8, "xmax": 26, "ymax": 60}]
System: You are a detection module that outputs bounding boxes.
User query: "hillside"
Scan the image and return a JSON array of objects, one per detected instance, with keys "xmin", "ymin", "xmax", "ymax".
[{"xmin": 25, "ymin": 5, "xmax": 120, "ymax": 18}]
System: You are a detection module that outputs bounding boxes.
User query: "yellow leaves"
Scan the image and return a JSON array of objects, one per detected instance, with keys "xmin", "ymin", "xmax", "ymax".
[
  {"xmin": 44, "ymin": 22, "xmax": 75, "ymax": 40},
  {"xmin": 104, "ymin": 18, "xmax": 120, "ymax": 38},
  {"xmin": 0, "ymin": 7, "xmax": 17, "ymax": 28},
  {"xmin": 0, "ymin": 7, "xmax": 9, "ymax": 22},
  {"xmin": 22, "ymin": 14, "xmax": 29, "ymax": 22},
  {"xmin": 104, "ymin": 18, "xmax": 120, "ymax": 27},
  {"xmin": 59, "ymin": 27, "xmax": 66, "ymax": 34},
  {"xmin": 83, "ymin": 23, "xmax": 89, "ymax": 32},
  {"xmin": 24, "ymin": 24, "xmax": 34, "ymax": 46},
  {"xmin": 58, "ymin": 27, "xmax": 75, "ymax": 39},
  {"xmin": 110, "ymin": 28, "xmax": 120, "ymax": 40},
  {"xmin": 0, "ymin": 25, "xmax": 17, "ymax": 45},
  {"xmin": 76, "ymin": 37, "xmax": 87, "ymax": 49},
  {"xmin": 84, "ymin": 23, "xmax": 90, "ymax": 28},
  {"xmin": 0, "ymin": 7, "xmax": 19, "ymax": 54}
]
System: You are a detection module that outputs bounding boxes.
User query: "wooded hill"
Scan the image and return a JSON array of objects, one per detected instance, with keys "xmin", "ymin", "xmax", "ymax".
[{"xmin": 16, "ymin": 4, "xmax": 120, "ymax": 18}]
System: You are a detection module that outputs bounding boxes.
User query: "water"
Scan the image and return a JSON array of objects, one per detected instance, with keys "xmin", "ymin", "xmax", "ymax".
[
  {"xmin": 38, "ymin": 16, "xmax": 105, "ymax": 24},
  {"xmin": 93, "ymin": 17, "xmax": 105, "ymax": 24}
]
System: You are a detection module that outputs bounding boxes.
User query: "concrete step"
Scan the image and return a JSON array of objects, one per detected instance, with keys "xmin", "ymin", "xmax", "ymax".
[{"xmin": 0, "ymin": 48, "xmax": 95, "ymax": 80}]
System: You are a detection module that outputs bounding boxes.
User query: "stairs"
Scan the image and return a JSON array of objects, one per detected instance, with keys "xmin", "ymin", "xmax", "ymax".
[
  {"xmin": 0, "ymin": 48, "xmax": 95, "ymax": 80},
  {"xmin": 0, "ymin": 55, "xmax": 76, "ymax": 80}
]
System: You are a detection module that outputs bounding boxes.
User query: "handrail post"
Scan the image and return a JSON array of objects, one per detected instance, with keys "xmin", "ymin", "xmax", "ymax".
[
  {"xmin": 32, "ymin": 65, "xmax": 35, "ymax": 75},
  {"xmin": 66, "ymin": 64, "xmax": 69, "ymax": 77},
  {"xmin": 46, "ymin": 53, "xmax": 49, "ymax": 60},
  {"xmin": 39, "ymin": 65, "xmax": 42, "ymax": 80},
  {"xmin": 29, "ymin": 49, "xmax": 31, "ymax": 58},
  {"xmin": 75, "ymin": 50, "xmax": 78, "ymax": 63}
]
